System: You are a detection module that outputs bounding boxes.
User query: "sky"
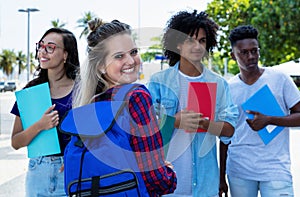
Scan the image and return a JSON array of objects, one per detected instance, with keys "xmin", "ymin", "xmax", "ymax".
[{"xmin": 0, "ymin": 0, "xmax": 210, "ymax": 63}]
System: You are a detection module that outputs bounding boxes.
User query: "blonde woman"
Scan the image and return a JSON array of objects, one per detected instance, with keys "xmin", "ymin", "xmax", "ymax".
[{"xmin": 72, "ymin": 18, "xmax": 177, "ymax": 197}]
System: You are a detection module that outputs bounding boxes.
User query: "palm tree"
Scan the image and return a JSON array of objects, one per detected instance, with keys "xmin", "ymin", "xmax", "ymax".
[
  {"xmin": 77, "ymin": 11, "xmax": 97, "ymax": 39},
  {"xmin": 51, "ymin": 19, "xmax": 66, "ymax": 28},
  {"xmin": 16, "ymin": 51, "xmax": 26, "ymax": 75},
  {"xmin": 30, "ymin": 52, "xmax": 37, "ymax": 75},
  {"xmin": 0, "ymin": 49, "xmax": 16, "ymax": 78}
]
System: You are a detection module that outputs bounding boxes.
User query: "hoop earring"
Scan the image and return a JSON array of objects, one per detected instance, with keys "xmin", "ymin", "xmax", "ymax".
[{"xmin": 100, "ymin": 69, "xmax": 106, "ymax": 74}]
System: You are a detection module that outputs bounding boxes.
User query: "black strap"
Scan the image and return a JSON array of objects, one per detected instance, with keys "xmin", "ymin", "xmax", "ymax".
[
  {"xmin": 91, "ymin": 176, "xmax": 100, "ymax": 197},
  {"xmin": 69, "ymin": 170, "xmax": 141, "ymax": 196},
  {"xmin": 76, "ymin": 147, "xmax": 88, "ymax": 196}
]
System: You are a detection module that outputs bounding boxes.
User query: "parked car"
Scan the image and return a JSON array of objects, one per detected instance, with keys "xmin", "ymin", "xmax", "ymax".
[
  {"xmin": 3, "ymin": 81, "xmax": 17, "ymax": 92},
  {"xmin": 0, "ymin": 81, "xmax": 5, "ymax": 92}
]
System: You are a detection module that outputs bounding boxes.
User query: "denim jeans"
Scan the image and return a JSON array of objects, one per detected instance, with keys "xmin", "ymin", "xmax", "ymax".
[
  {"xmin": 26, "ymin": 156, "xmax": 66, "ymax": 197},
  {"xmin": 228, "ymin": 176, "xmax": 294, "ymax": 197}
]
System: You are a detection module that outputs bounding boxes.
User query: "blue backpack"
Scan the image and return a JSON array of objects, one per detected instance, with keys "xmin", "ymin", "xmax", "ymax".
[{"xmin": 59, "ymin": 84, "xmax": 150, "ymax": 197}]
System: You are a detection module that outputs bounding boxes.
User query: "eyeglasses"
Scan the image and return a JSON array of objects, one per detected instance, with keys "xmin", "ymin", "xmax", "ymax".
[
  {"xmin": 237, "ymin": 48, "xmax": 260, "ymax": 57},
  {"xmin": 36, "ymin": 42, "xmax": 64, "ymax": 54}
]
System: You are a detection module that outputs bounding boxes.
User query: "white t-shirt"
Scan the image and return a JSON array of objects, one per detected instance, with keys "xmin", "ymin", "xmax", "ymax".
[
  {"xmin": 165, "ymin": 71, "xmax": 200, "ymax": 197},
  {"xmin": 227, "ymin": 67, "xmax": 300, "ymax": 182}
]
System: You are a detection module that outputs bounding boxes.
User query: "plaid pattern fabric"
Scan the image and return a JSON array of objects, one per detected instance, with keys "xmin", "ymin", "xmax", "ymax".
[{"xmin": 95, "ymin": 85, "xmax": 176, "ymax": 196}]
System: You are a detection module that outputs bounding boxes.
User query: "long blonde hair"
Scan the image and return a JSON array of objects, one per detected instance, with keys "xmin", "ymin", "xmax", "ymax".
[{"xmin": 72, "ymin": 18, "xmax": 132, "ymax": 108}]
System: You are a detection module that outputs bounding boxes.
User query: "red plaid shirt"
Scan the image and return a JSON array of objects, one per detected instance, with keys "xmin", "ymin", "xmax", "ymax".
[{"xmin": 95, "ymin": 84, "xmax": 177, "ymax": 196}]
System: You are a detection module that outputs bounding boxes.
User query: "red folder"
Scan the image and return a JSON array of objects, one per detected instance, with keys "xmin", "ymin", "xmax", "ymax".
[{"xmin": 187, "ymin": 82, "xmax": 217, "ymax": 132}]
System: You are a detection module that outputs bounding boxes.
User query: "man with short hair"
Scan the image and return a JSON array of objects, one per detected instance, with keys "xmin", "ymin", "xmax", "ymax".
[{"xmin": 221, "ymin": 25, "xmax": 300, "ymax": 197}]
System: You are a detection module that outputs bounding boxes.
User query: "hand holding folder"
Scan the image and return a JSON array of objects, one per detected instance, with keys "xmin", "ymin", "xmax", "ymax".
[
  {"xmin": 241, "ymin": 85, "xmax": 285, "ymax": 145},
  {"xmin": 15, "ymin": 82, "xmax": 61, "ymax": 158},
  {"xmin": 187, "ymin": 82, "xmax": 217, "ymax": 132}
]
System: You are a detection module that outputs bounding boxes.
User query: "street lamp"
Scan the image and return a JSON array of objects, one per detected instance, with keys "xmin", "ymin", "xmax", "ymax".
[{"xmin": 18, "ymin": 8, "xmax": 39, "ymax": 82}]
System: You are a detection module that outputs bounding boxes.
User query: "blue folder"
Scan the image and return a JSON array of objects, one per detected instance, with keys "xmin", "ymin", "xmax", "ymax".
[
  {"xmin": 241, "ymin": 85, "xmax": 285, "ymax": 145},
  {"xmin": 15, "ymin": 82, "xmax": 60, "ymax": 158}
]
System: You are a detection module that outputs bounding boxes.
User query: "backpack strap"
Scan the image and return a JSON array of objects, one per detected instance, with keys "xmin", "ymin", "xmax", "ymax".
[
  {"xmin": 59, "ymin": 83, "xmax": 143, "ymax": 137},
  {"xmin": 112, "ymin": 83, "xmax": 142, "ymax": 101}
]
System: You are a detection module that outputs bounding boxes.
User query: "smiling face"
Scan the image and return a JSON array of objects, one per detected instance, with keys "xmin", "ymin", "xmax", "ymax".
[
  {"xmin": 231, "ymin": 38, "xmax": 260, "ymax": 73},
  {"xmin": 102, "ymin": 33, "xmax": 141, "ymax": 86},
  {"xmin": 37, "ymin": 32, "xmax": 67, "ymax": 71}
]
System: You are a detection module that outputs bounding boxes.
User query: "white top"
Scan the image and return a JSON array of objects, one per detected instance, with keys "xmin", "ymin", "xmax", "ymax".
[
  {"xmin": 165, "ymin": 71, "xmax": 202, "ymax": 196},
  {"xmin": 227, "ymin": 67, "xmax": 300, "ymax": 182}
]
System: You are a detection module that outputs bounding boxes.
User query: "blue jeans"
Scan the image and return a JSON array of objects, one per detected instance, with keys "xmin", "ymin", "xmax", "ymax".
[
  {"xmin": 26, "ymin": 156, "xmax": 66, "ymax": 197},
  {"xmin": 228, "ymin": 176, "xmax": 294, "ymax": 197}
]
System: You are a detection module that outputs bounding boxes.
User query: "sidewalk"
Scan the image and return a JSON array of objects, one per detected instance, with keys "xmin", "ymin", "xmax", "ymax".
[
  {"xmin": 0, "ymin": 134, "xmax": 27, "ymax": 196},
  {"xmin": 0, "ymin": 92, "xmax": 27, "ymax": 196}
]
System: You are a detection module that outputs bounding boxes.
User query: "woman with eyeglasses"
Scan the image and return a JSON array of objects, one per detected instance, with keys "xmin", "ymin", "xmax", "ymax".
[{"xmin": 10, "ymin": 27, "xmax": 80, "ymax": 197}]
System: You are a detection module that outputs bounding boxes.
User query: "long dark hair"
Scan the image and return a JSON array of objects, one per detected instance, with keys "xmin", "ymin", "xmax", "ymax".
[{"xmin": 25, "ymin": 27, "xmax": 80, "ymax": 88}]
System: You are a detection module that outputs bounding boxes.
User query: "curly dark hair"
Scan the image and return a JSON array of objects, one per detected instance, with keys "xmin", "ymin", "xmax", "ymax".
[
  {"xmin": 162, "ymin": 9, "xmax": 219, "ymax": 66},
  {"xmin": 228, "ymin": 25, "xmax": 259, "ymax": 47},
  {"xmin": 26, "ymin": 28, "xmax": 80, "ymax": 88}
]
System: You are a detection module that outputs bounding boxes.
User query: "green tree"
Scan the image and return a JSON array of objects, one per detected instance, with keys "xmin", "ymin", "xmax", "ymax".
[
  {"xmin": 16, "ymin": 51, "xmax": 26, "ymax": 75},
  {"xmin": 207, "ymin": 0, "xmax": 250, "ymax": 57},
  {"xmin": 77, "ymin": 11, "xmax": 97, "ymax": 39},
  {"xmin": 206, "ymin": 0, "xmax": 251, "ymax": 74},
  {"xmin": 249, "ymin": 0, "xmax": 300, "ymax": 65},
  {"xmin": 0, "ymin": 49, "xmax": 16, "ymax": 77},
  {"xmin": 206, "ymin": 0, "xmax": 300, "ymax": 68},
  {"xmin": 51, "ymin": 19, "xmax": 66, "ymax": 28},
  {"xmin": 30, "ymin": 52, "xmax": 37, "ymax": 74},
  {"xmin": 140, "ymin": 36, "xmax": 163, "ymax": 62}
]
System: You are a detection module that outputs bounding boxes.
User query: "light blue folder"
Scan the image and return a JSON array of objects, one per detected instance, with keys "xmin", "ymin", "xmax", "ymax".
[
  {"xmin": 15, "ymin": 82, "xmax": 60, "ymax": 158},
  {"xmin": 241, "ymin": 85, "xmax": 285, "ymax": 145}
]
